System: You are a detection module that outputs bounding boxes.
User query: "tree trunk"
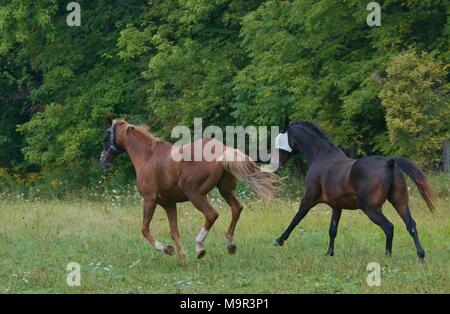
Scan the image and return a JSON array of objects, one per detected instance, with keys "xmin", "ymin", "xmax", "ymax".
[{"xmin": 443, "ymin": 140, "xmax": 450, "ymax": 172}]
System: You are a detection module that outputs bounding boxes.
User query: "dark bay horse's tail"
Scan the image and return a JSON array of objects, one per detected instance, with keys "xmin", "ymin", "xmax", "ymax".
[
  {"xmin": 390, "ymin": 157, "xmax": 435, "ymax": 212},
  {"xmin": 218, "ymin": 148, "xmax": 278, "ymax": 202}
]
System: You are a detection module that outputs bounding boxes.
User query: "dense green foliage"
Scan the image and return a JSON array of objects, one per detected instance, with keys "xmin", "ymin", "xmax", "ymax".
[
  {"xmin": 1, "ymin": 1, "xmax": 449, "ymax": 190},
  {"xmin": 380, "ymin": 51, "xmax": 449, "ymax": 167}
]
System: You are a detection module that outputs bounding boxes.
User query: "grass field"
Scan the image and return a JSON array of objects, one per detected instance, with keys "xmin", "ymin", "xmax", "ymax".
[{"xmin": 0, "ymin": 186, "xmax": 449, "ymax": 293}]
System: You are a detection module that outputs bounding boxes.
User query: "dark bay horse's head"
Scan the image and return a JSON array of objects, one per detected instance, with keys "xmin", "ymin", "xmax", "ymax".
[
  {"xmin": 270, "ymin": 119, "xmax": 296, "ymax": 170},
  {"xmin": 99, "ymin": 118, "xmax": 126, "ymax": 169},
  {"xmin": 271, "ymin": 120, "xmax": 339, "ymax": 169}
]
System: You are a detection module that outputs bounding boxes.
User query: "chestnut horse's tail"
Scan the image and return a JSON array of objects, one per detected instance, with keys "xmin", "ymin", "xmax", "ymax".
[
  {"xmin": 218, "ymin": 148, "xmax": 278, "ymax": 202},
  {"xmin": 390, "ymin": 157, "xmax": 435, "ymax": 212}
]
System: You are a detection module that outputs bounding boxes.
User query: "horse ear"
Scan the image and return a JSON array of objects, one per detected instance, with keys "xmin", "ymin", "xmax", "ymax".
[
  {"xmin": 106, "ymin": 117, "xmax": 113, "ymax": 127},
  {"xmin": 281, "ymin": 118, "xmax": 289, "ymax": 132}
]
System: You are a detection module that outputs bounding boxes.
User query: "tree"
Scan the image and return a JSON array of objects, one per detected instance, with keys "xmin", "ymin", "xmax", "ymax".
[
  {"xmin": 0, "ymin": 0, "xmax": 449, "ymax": 191},
  {"xmin": 379, "ymin": 50, "xmax": 449, "ymax": 168},
  {"xmin": 2, "ymin": 1, "xmax": 149, "ymax": 184}
]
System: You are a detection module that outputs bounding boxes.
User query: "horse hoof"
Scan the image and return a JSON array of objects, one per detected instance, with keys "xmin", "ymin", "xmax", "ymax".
[
  {"xmin": 180, "ymin": 256, "xmax": 188, "ymax": 265},
  {"xmin": 418, "ymin": 252, "xmax": 425, "ymax": 263},
  {"xmin": 418, "ymin": 250, "xmax": 425, "ymax": 260},
  {"xmin": 326, "ymin": 251, "xmax": 334, "ymax": 257},
  {"xmin": 196, "ymin": 249, "xmax": 206, "ymax": 259},
  {"xmin": 164, "ymin": 245, "xmax": 175, "ymax": 256},
  {"xmin": 272, "ymin": 238, "xmax": 284, "ymax": 246},
  {"xmin": 227, "ymin": 243, "xmax": 237, "ymax": 254}
]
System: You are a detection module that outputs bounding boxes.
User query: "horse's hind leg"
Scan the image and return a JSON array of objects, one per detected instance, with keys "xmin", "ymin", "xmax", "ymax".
[
  {"xmin": 141, "ymin": 199, "xmax": 174, "ymax": 255},
  {"xmin": 187, "ymin": 193, "xmax": 219, "ymax": 259},
  {"xmin": 361, "ymin": 205, "xmax": 394, "ymax": 256},
  {"xmin": 394, "ymin": 205, "xmax": 425, "ymax": 260},
  {"xmin": 388, "ymin": 173, "xmax": 425, "ymax": 260},
  {"xmin": 326, "ymin": 208, "xmax": 342, "ymax": 256},
  {"xmin": 218, "ymin": 173, "xmax": 243, "ymax": 254}
]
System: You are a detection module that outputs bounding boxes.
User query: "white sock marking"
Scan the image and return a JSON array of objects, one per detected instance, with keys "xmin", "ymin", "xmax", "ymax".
[
  {"xmin": 195, "ymin": 227, "xmax": 208, "ymax": 252},
  {"xmin": 154, "ymin": 241, "xmax": 165, "ymax": 252}
]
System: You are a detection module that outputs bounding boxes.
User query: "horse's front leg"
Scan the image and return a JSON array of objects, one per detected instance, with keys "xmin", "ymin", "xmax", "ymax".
[
  {"xmin": 163, "ymin": 204, "xmax": 187, "ymax": 264},
  {"xmin": 273, "ymin": 199, "xmax": 316, "ymax": 246},
  {"xmin": 273, "ymin": 186, "xmax": 320, "ymax": 246},
  {"xmin": 326, "ymin": 207, "xmax": 342, "ymax": 256},
  {"xmin": 141, "ymin": 198, "xmax": 174, "ymax": 255}
]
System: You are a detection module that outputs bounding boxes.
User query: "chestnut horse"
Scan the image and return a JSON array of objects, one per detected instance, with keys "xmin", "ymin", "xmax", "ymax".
[
  {"xmin": 99, "ymin": 118, "xmax": 277, "ymax": 263},
  {"xmin": 271, "ymin": 120, "xmax": 434, "ymax": 260}
]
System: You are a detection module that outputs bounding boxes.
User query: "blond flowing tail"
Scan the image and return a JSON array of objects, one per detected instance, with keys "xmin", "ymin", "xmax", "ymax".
[{"xmin": 217, "ymin": 148, "xmax": 279, "ymax": 202}]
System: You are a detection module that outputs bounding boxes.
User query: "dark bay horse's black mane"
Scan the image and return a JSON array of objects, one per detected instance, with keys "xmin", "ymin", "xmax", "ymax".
[{"xmin": 290, "ymin": 120, "xmax": 337, "ymax": 148}]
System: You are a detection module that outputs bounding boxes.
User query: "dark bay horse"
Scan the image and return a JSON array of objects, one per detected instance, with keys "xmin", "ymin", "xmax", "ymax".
[
  {"xmin": 99, "ymin": 118, "xmax": 277, "ymax": 263},
  {"xmin": 271, "ymin": 120, "xmax": 434, "ymax": 260}
]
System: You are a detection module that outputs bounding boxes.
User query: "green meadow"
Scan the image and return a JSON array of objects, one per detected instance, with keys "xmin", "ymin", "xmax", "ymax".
[{"xmin": 1, "ymin": 175, "xmax": 448, "ymax": 293}]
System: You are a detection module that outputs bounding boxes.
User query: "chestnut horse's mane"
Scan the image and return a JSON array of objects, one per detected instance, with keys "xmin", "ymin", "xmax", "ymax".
[{"xmin": 117, "ymin": 119, "xmax": 161, "ymax": 150}]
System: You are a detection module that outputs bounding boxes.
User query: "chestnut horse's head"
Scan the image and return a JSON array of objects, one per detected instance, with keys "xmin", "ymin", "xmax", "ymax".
[
  {"xmin": 270, "ymin": 119, "xmax": 295, "ymax": 170},
  {"xmin": 99, "ymin": 117, "xmax": 126, "ymax": 169}
]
